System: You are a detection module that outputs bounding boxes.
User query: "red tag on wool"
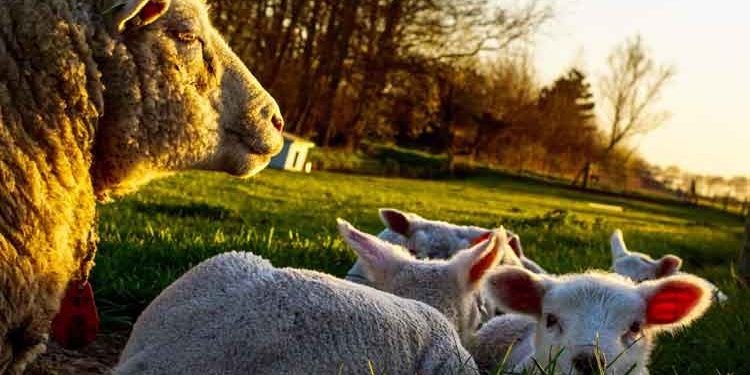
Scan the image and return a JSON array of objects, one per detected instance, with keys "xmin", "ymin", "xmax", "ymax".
[{"xmin": 51, "ymin": 280, "xmax": 99, "ymax": 349}]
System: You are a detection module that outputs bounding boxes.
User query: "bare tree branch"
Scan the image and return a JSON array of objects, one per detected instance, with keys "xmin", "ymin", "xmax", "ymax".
[{"xmin": 599, "ymin": 35, "xmax": 675, "ymax": 152}]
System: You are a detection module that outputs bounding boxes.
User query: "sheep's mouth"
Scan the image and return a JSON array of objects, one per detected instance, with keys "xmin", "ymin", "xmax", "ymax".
[
  {"xmin": 226, "ymin": 128, "xmax": 283, "ymax": 157},
  {"xmin": 195, "ymin": 141, "xmax": 274, "ymax": 178},
  {"xmin": 224, "ymin": 143, "xmax": 273, "ymax": 177},
  {"xmin": 205, "ymin": 127, "xmax": 282, "ymax": 177}
]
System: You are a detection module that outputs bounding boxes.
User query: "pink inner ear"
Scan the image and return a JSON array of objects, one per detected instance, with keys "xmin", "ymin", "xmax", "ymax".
[
  {"xmin": 347, "ymin": 228, "xmax": 369, "ymax": 247},
  {"xmin": 469, "ymin": 243, "xmax": 499, "ymax": 283},
  {"xmin": 382, "ymin": 210, "xmax": 409, "ymax": 236},
  {"xmin": 470, "ymin": 232, "xmax": 492, "ymax": 246},
  {"xmin": 347, "ymin": 229, "xmax": 389, "ymax": 267},
  {"xmin": 656, "ymin": 256, "xmax": 681, "ymax": 278},
  {"xmin": 646, "ymin": 281, "xmax": 703, "ymax": 324},
  {"xmin": 140, "ymin": 1, "xmax": 167, "ymax": 24},
  {"xmin": 507, "ymin": 235, "xmax": 523, "ymax": 257},
  {"xmin": 491, "ymin": 271, "xmax": 542, "ymax": 315}
]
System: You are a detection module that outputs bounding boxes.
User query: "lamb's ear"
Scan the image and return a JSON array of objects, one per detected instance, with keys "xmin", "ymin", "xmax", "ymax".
[
  {"xmin": 470, "ymin": 231, "xmax": 493, "ymax": 246},
  {"xmin": 113, "ymin": 0, "xmax": 171, "ymax": 32},
  {"xmin": 507, "ymin": 232, "xmax": 525, "ymax": 258},
  {"xmin": 378, "ymin": 208, "xmax": 412, "ymax": 236},
  {"xmin": 655, "ymin": 255, "xmax": 682, "ymax": 278},
  {"xmin": 610, "ymin": 229, "xmax": 631, "ymax": 260},
  {"xmin": 337, "ymin": 219, "xmax": 409, "ymax": 284},
  {"xmin": 485, "ymin": 266, "xmax": 550, "ymax": 317},
  {"xmin": 639, "ymin": 274, "xmax": 712, "ymax": 331},
  {"xmin": 450, "ymin": 228, "xmax": 506, "ymax": 289},
  {"xmin": 485, "ymin": 230, "xmax": 521, "ymax": 267}
]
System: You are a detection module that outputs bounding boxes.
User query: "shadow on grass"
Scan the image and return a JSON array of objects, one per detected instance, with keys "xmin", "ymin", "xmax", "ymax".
[{"xmin": 131, "ymin": 201, "xmax": 237, "ymax": 221}]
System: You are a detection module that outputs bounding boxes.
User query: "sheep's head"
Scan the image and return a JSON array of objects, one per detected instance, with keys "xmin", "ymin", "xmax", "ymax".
[
  {"xmin": 486, "ymin": 267, "xmax": 712, "ymax": 375},
  {"xmin": 610, "ymin": 230, "xmax": 682, "ymax": 282},
  {"xmin": 92, "ymin": 0, "xmax": 283, "ymax": 198},
  {"xmin": 338, "ymin": 219, "xmax": 506, "ymax": 343}
]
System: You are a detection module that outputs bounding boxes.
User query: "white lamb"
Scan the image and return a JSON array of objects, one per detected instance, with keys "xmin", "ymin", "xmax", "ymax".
[
  {"xmin": 610, "ymin": 229, "xmax": 727, "ymax": 303},
  {"xmin": 346, "ymin": 208, "xmax": 546, "ymax": 286},
  {"xmin": 476, "ymin": 266, "xmax": 713, "ymax": 375},
  {"xmin": 114, "ymin": 219, "xmax": 506, "ymax": 374},
  {"xmin": 340, "ymin": 219, "xmax": 506, "ymax": 342}
]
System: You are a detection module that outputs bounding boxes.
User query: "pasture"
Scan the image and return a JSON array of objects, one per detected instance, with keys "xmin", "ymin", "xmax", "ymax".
[{"xmin": 92, "ymin": 169, "xmax": 748, "ymax": 374}]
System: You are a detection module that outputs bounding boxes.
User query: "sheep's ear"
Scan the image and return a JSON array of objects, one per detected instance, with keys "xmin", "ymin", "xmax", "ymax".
[
  {"xmin": 113, "ymin": 0, "xmax": 171, "ymax": 32},
  {"xmin": 610, "ymin": 229, "xmax": 631, "ymax": 259},
  {"xmin": 639, "ymin": 275, "xmax": 712, "ymax": 330},
  {"xmin": 485, "ymin": 266, "xmax": 549, "ymax": 317},
  {"xmin": 378, "ymin": 208, "xmax": 412, "ymax": 236},
  {"xmin": 337, "ymin": 219, "xmax": 409, "ymax": 284},
  {"xmin": 449, "ymin": 228, "xmax": 505, "ymax": 289},
  {"xmin": 655, "ymin": 255, "xmax": 682, "ymax": 278}
]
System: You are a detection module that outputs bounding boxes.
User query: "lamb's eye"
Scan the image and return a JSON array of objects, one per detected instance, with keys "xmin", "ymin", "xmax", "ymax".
[
  {"xmin": 629, "ymin": 321, "xmax": 642, "ymax": 334},
  {"xmin": 546, "ymin": 314, "xmax": 559, "ymax": 328},
  {"xmin": 174, "ymin": 31, "xmax": 198, "ymax": 43}
]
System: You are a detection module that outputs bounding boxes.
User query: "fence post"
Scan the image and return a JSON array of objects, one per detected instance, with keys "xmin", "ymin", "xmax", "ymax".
[{"xmin": 739, "ymin": 206, "xmax": 750, "ymax": 287}]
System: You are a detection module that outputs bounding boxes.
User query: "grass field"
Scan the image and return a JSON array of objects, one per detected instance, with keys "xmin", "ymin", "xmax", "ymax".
[{"xmin": 92, "ymin": 169, "xmax": 748, "ymax": 374}]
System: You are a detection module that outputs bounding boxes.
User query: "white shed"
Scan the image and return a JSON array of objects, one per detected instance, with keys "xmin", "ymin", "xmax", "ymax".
[{"xmin": 269, "ymin": 133, "xmax": 315, "ymax": 172}]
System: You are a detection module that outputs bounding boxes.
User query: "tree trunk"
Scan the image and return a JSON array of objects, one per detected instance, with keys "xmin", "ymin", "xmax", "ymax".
[
  {"xmin": 582, "ymin": 162, "xmax": 591, "ymax": 189},
  {"xmin": 572, "ymin": 160, "xmax": 593, "ymax": 188}
]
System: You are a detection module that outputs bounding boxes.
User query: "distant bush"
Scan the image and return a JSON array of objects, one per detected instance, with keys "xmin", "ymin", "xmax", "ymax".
[
  {"xmin": 308, "ymin": 143, "xmax": 451, "ymax": 178},
  {"xmin": 307, "ymin": 148, "xmax": 382, "ymax": 174}
]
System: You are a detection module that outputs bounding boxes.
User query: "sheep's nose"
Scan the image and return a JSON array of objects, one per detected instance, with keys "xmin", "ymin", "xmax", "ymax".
[
  {"xmin": 572, "ymin": 353, "xmax": 600, "ymax": 375},
  {"xmin": 271, "ymin": 114, "xmax": 284, "ymax": 133}
]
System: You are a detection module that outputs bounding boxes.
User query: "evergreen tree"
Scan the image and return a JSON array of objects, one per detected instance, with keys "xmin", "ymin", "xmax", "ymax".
[{"xmin": 536, "ymin": 68, "xmax": 598, "ymax": 175}]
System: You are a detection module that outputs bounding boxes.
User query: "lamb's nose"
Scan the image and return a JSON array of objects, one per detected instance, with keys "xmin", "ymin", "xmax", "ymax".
[
  {"xmin": 271, "ymin": 114, "xmax": 284, "ymax": 133},
  {"xmin": 572, "ymin": 354, "xmax": 599, "ymax": 375}
]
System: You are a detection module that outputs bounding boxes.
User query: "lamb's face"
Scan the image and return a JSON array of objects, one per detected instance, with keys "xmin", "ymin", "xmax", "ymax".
[
  {"xmin": 533, "ymin": 276, "xmax": 651, "ymax": 375},
  {"xmin": 486, "ymin": 267, "xmax": 712, "ymax": 375},
  {"xmin": 93, "ymin": 0, "xmax": 283, "ymax": 196},
  {"xmin": 338, "ymin": 220, "xmax": 505, "ymax": 343}
]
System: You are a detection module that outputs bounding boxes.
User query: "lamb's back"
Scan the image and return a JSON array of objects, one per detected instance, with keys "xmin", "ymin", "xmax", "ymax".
[{"xmin": 116, "ymin": 252, "xmax": 476, "ymax": 375}]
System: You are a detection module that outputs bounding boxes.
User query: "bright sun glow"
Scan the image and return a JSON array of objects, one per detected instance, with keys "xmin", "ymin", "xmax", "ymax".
[{"xmin": 533, "ymin": 0, "xmax": 750, "ymax": 177}]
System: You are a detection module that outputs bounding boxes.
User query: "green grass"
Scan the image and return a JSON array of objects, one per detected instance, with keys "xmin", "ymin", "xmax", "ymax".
[{"xmin": 92, "ymin": 169, "xmax": 748, "ymax": 374}]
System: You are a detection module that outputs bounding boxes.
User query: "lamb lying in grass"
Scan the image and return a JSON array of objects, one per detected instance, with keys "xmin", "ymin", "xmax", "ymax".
[
  {"xmin": 474, "ymin": 266, "xmax": 713, "ymax": 375},
  {"xmin": 346, "ymin": 208, "xmax": 546, "ymax": 286},
  {"xmin": 115, "ymin": 219, "xmax": 508, "ymax": 374},
  {"xmin": 339, "ymin": 219, "xmax": 505, "ymax": 343},
  {"xmin": 610, "ymin": 229, "xmax": 728, "ymax": 303}
]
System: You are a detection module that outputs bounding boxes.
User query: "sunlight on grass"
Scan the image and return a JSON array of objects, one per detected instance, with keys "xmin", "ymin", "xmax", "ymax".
[{"xmin": 92, "ymin": 169, "xmax": 747, "ymax": 374}]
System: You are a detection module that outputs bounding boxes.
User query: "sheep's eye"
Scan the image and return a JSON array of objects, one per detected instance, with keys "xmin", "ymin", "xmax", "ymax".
[
  {"xmin": 546, "ymin": 314, "xmax": 559, "ymax": 328},
  {"xmin": 629, "ymin": 321, "xmax": 642, "ymax": 334},
  {"xmin": 174, "ymin": 31, "xmax": 198, "ymax": 43}
]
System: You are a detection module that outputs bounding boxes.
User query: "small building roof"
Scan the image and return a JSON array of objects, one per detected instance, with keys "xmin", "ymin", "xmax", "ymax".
[{"xmin": 282, "ymin": 132, "xmax": 315, "ymax": 148}]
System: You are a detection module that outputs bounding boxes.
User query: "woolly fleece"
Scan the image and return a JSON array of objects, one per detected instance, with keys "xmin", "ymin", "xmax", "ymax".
[
  {"xmin": 0, "ymin": 0, "xmax": 283, "ymax": 372},
  {"xmin": 114, "ymin": 252, "xmax": 479, "ymax": 375}
]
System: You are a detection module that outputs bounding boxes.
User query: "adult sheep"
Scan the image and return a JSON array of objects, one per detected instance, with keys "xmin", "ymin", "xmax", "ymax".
[{"xmin": 0, "ymin": 0, "xmax": 284, "ymax": 373}]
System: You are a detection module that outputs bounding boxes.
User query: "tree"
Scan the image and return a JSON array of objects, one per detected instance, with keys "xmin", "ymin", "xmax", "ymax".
[
  {"xmin": 600, "ymin": 35, "xmax": 675, "ymax": 153},
  {"xmin": 537, "ymin": 68, "xmax": 598, "ymax": 177},
  {"xmin": 574, "ymin": 35, "xmax": 674, "ymax": 188},
  {"xmin": 340, "ymin": 0, "xmax": 554, "ymax": 150},
  {"xmin": 208, "ymin": 0, "xmax": 553, "ymax": 149}
]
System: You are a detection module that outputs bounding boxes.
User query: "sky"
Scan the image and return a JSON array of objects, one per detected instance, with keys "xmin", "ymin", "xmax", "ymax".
[{"xmin": 531, "ymin": 0, "xmax": 749, "ymax": 177}]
